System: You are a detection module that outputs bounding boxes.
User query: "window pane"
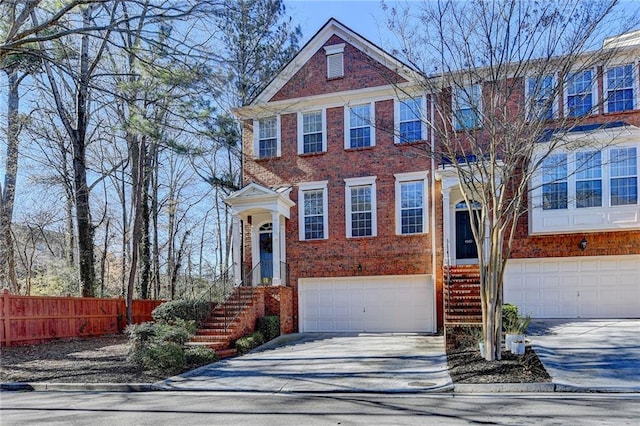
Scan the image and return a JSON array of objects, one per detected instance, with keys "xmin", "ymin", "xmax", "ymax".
[
  {"xmin": 611, "ymin": 177, "xmax": 638, "ymax": 206},
  {"xmin": 567, "ymin": 70, "xmax": 593, "ymax": 117},
  {"xmin": 258, "ymin": 117, "xmax": 277, "ymax": 158},
  {"xmin": 454, "ymin": 86, "xmax": 480, "ymax": 130},
  {"xmin": 610, "ymin": 147, "xmax": 638, "ymax": 206},
  {"xmin": 576, "ymin": 180, "xmax": 602, "ymax": 208},
  {"xmin": 259, "ymin": 138, "xmax": 277, "ymax": 158},
  {"xmin": 349, "ymin": 105, "xmax": 371, "ymax": 148},
  {"xmin": 350, "ymin": 127, "xmax": 371, "ymax": 148},
  {"xmin": 302, "ymin": 111, "xmax": 323, "ymax": 154},
  {"xmin": 303, "ymin": 189, "xmax": 324, "ymax": 240},
  {"xmin": 399, "ymin": 98, "xmax": 422, "ymax": 142},
  {"xmin": 400, "ymin": 181, "xmax": 423, "ymax": 234},
  {"xmin": 607, "ymin": 65, "xmax": 634, "ymax": 112},
  {"xmin": 350, "ymin": 186, "xmax": 372, "ymax": 236},
  {"xmin": 528, "ymin": 76, "xmax": 554, "ymax": 120},
  {"xmin": 542, "ymin": 154, "xmax": 567, "ymax": 210}
]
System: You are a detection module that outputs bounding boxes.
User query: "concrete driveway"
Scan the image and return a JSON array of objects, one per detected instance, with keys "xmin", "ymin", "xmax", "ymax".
[
  {"xmin": 529, "ymin": 320, "xmax": 640, "ymax": 392},
  {"xmin": 158, "ymin": 333, "xmax": 452, "ymax": 393}
]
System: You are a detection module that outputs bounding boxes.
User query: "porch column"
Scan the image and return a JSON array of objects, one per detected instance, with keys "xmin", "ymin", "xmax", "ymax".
[
  {"xmin": 442, "ymin": 188, "xmax": 451, "ymax": 266},
  {"xmin": 232, "ymin": 215, "xmax": 242, "ymax": 285},
  {"xmin": 271, "ymin": 211, "xmax": 282, "ymax": 285}
]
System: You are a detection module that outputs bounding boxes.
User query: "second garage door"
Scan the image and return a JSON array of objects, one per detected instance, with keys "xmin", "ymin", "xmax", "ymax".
[
  {"xmin": 298, "ymin": 275, "xmax": 435, "ymax": 333},
  {"xmin": 504, "ymin": 255, "xmax": 640, "ymax": 318}
]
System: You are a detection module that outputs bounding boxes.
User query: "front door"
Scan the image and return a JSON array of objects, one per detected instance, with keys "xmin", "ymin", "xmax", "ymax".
[
  {"xmin": 259, "ymin": 223, "xmax": 273, "ymax": 283},
  {"xmin": 455, "ymin": 210, "xmax": 478, "ymax": 260}
]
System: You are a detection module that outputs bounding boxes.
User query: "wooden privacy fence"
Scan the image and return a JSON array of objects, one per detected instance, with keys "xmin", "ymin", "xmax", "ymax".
[{"xmin": 0, "ymin": 290, "xmax": 164, "ymax": 347}]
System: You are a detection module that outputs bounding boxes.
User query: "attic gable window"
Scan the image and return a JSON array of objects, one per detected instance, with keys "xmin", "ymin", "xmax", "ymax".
[{"xmin": 324, "ymin": 43, "xmax": 345, "ymax": 79}]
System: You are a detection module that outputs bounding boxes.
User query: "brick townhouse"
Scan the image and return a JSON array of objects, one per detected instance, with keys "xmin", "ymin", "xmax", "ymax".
[{"xmin": 226, "ymin": 19, "xmax": 640, "ymax": 333}]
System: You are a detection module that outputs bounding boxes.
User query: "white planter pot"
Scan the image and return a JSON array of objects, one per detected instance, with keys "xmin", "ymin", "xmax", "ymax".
[
  {"xmin": 511, "ymin": 340, "xmax": 525, "ymax": 355},
  {"xmin": 505, "ymin": 334, "xmax": 524, "ymax": 352}
]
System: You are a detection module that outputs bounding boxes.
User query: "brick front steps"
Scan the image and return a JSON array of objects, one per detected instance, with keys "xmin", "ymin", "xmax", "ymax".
[{"xmin": 444, "ymin": 265, "xmax": 482, "ymax": 326}]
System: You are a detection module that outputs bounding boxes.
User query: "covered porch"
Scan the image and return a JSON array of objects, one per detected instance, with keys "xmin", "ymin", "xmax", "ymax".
[{"xmin": 225, "ymin": 183, "xmax": 295, "ymax": 286}]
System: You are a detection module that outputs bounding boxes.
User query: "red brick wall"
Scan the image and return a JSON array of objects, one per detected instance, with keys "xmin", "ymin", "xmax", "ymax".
[
  {"xmin": 270, "ymin": 35, "xmax": 407, "ymax": 102},
  {"xmin": 244, "ymin": 103, "xmax": 436, "ymax": 331}
]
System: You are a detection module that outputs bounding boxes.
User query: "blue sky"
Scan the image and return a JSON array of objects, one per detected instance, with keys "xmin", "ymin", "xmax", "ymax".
[{"xmin": 286, "ymin": 0, "xmax": 394, "ymax": 45}]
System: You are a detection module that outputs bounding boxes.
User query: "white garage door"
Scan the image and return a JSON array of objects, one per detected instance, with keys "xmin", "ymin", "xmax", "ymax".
[
  {"xmin": 504, "ymin": 255, "xmax": 640, "ymax": 318},
  {"xmin": 299, "ymin": 275, "xmax": 435, "ymax": 333}
]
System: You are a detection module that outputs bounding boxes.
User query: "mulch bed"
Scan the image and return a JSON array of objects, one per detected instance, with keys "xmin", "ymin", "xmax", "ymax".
[
  {"xmin": 0, "ymin": 335, "xmax": 164, "ymax": 383},
  {"xmin": 445, "ymin": 326, "xmax": 551, "ymax": 383}
]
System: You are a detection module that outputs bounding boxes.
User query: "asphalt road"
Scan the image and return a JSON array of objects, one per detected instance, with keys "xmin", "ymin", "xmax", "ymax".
[{"xmin": 2, "ymin": 392, "xmax": 639, "ymax": 425}]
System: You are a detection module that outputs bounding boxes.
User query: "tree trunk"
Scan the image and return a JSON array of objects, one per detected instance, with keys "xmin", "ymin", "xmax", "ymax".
[
  {"xmin": 127, "ymin": 138, "xmax": 145, "ymax": 324},
  {"xmin": 0, "ymin": 68, "xmax": 21, "ymax": 292}
]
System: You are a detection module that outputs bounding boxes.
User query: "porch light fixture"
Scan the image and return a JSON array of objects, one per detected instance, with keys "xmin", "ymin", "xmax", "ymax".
[
  {"xmin": 357, "ymin": 263, "xmax": 362, "ymax": 273},
  {"xmin": 579, "ymin": 237, "xmax": 587, "ymax": 251}
]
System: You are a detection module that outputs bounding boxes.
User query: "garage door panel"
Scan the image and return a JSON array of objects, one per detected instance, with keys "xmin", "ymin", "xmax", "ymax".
[
  {"xmin": 505, "ymin": 255, "xmax": 640, "ymax": 319},
  {"xmin": 299, "ymin": 275, "xmax": 434, "ymax": 333}
]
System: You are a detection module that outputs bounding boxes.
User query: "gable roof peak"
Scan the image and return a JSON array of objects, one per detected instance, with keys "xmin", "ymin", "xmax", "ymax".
[{"xmin": 249, "ymin": 17, "xmax": 420, "ymax": 106}]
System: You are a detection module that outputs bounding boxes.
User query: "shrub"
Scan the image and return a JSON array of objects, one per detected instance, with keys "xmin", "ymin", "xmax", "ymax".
[
  {"xmin": 151, "ymin": 299, "xmax": 210, "ymax": 323},
  {"xmin": 145, "ymin": 341, "xmax": 186, "ymax": 375},
  {"xmin": 502, "ymin": 303, "xmax": 519, "ymax": 332},
  {"xmin": 185, "ymin": 346, "xmax": 218, "ymax": 368},
  {"xmin": 126, "ymin": 319, "xmax": 198, "ymax": 374},
  {"xmin": 256, "ymin": 316, "xmax": 280, "ymax": 341},
  {"xmin": 502, "ymin": 303, "xmax": 531, "ymax": 334},
  {"xmin": 235, "ymin": 331, "xmax": 265, "ymax": 355}
]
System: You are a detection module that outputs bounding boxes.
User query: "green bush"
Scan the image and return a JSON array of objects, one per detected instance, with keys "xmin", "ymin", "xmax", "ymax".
[
  {"xmin": 126, "ymin": 319, "xmax": 198, "ymax": 374},
  {"xmin": 235, "ymin": 331, "xmax": 265, "ymax": 355},
  {"xmin": 502, "ymin": 303, "xmax": 519, "ymax": 332},
  {"xmin": 145, "ymin": 341, "xmax": 186, "ymax": 375},
  {"xmin": 256, "ymin": 316, "xmax": 280, "ymax": 341},
  {"xmin": 502, "ymin": 303, "xmax": 531, "ymax": 334},
  {"xmin": 185, "ymin": 346, "xmax": 218, "ymax": 368},
  {"xmin": 151, "ymin": 299, "xmax": 210, "ymax": 323}
]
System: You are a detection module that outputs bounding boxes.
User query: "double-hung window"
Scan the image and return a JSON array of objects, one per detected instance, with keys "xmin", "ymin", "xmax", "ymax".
[
  {"xmin": 610, "ymin": 147, "xmax": 638, "ymax": 206},
  {"xmin": 298, "ymin": 181, "xmax": 328, "ymax": 241},
  {"xmin": 527, "ymin": 75, "xmax": 554, "ymax": 120},
  {"xmin": 542, "ymin": 153, "xmax": 568, "ymax": 210},
  {"xmin": 575, "ymin": 151, "xmax": 602, "ymax": 208},
  {"xmin": 606, "ymin": 64, "xmax": 635, "ymax": 113},
  {"xmin": 566, "ymin": 70, "xmax": 595, "ymax": 117},
  {"xmin": 298, "ymin": 110, "xmax": 325, "ymax": 154},
  {"xmin": 395, "ymin": 171, "xmax": 428, "ymax": 235},
  {"xmin": 396, "ymin": 98, "xmax": 423, "ymax": 143},
  {"xmin": 345, "ymin": 103, "xmax": 374, "ymax": 148},
  {"xmin": 453, "ymin": 84, "xmax": 481, "ymax": 130},
  {"xmin": 345, "ymin": 176, "xmax": 377, "ymax": 237},
  {"xmin": 255, "ymin": 116, "xmax": 279, "ymax": 158}
]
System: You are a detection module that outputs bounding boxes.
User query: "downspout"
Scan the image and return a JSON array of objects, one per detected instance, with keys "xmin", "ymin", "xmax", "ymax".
[{"xmin": 429, "ymin": 94, "xmax": 439, "ymax": 333}]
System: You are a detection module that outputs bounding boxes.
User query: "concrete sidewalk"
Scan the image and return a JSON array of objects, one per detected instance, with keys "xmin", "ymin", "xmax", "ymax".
[
  {"xmin": 157, "ymin": 333, "xmax": 453, "ymax": 393},
  {"xmin": 529, "ymin": 319, "xmax": 640, "ymax": 392}
]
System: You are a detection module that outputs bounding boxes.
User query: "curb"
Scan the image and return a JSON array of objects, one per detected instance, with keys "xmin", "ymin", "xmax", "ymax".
[
  {"xmin": 453, "ymin": 383, "xmax": 555, "ymax": 393},
  {"xmin": 1, "ymin": 382, "xmax": 156, "ymax": 392},
  {"xmin": 3, "ymin": 381, "xmax": 638, "ymax": 394}
]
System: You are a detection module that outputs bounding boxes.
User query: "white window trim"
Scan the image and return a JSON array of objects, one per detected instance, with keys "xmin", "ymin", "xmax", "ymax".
[
  {"xmin": 297, "ymin": 109, "xmax": 327, "ymax": 155},
  {"xmin": 563, "ymin": 67, "xmax": 598, "ymax": 117},
  {"xmin": 603, "ymin": 62, "xmax": 639, "ymax": 114},
  {"xmin": 530, "ymin": 142, "xmax": 640, "ymax": 234},
  {"xmin": 453, "ymin": 84, "xmax": 482, "ymax": 130},
  {"xmin": 253, "ymin": 115, "xmax": 281, "ymax": 159},
  {"xmin": 344, "ymin": 176, "xmax": 377, "ymax": 238},
  {"xmin": 344, "ymin": 102, "xmax": 376, "ymax": 149},
  {"xmin": 394, "ymin": 171, "xmax": 429, "ymax": 235},
  {"xmin": 524, "ymin": 74, "xmax": 558, "ymax": 120},
  {"xmin": 394, "ymin": 96, "xmax": 427, "ymax": 144},
  {"xmin": 298, "ymin": 180, "xmax": 329, "ymax": 241}
]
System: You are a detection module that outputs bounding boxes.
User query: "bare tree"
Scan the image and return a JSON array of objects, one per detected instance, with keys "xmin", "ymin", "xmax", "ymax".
[{"xmin": 385, "ymin": 0, "xmax": 638, "ymax": 360}]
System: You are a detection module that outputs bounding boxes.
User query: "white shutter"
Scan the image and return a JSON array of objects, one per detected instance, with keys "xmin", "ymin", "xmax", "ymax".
[{"xmin": 327, "ymin": 53, "xmax": 344, "ymax": 79}]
